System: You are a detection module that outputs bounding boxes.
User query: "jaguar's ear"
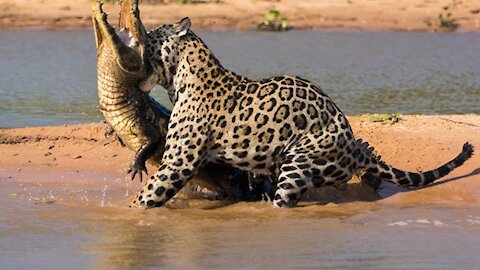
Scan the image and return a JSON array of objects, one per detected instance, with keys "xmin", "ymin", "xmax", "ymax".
[{"xmin": 173, "ymin": 17, "xmax": 191, "ymax": 37}]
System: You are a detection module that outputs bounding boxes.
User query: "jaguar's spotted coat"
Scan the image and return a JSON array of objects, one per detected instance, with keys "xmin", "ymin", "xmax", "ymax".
[{"xmin": 133, "ymin": 17, "xmax": 474, "ymax": 208}]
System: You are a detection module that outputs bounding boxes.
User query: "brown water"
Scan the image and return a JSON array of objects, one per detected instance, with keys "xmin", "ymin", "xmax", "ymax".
[{"xmin": 1, "ymin": 170, "xmax": 479, "ymax": 269}]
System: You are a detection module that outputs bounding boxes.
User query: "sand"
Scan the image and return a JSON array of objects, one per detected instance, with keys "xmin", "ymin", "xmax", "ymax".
[
  {"xmin": 1, "ymin": 115, "xmax": 479, "ymax": 269},
  {"xmin": 1, "ymin": 114, "xmax": 479, "ymax": 208},
  {"xmin": 0, "ymin": 0, "xmax": 479, "ymax": 31}
]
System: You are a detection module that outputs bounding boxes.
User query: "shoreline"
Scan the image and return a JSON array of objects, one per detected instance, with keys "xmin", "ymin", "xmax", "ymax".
[
  {"xmin": 1, "ymin": 114, "xmax": 479, "ymax": 208},
  {"xmin": 1, "ymin": 0, "xmax": 479, "ymax": 32}
]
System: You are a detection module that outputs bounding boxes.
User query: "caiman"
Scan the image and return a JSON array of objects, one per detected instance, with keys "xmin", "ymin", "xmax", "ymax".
[{"xmin": 93, "ymin": 0, "xmax": 265, "ymax": 200}]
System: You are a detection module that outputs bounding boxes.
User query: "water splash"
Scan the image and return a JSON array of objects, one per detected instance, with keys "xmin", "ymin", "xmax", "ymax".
[{"xmin": 100, "ymin": 185, "xmax": 108, "ymax": 207}]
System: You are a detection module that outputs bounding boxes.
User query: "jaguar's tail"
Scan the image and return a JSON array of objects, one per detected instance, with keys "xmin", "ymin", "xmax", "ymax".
[{"xmin": 362, "ymin": 142, "xmax": 474, "ymax": 188}]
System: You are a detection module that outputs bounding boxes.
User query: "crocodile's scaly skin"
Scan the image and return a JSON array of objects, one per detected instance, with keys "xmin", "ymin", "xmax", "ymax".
[{"xmin": 94, "ymin": 0, "xmax": 166, "ymax": 179}]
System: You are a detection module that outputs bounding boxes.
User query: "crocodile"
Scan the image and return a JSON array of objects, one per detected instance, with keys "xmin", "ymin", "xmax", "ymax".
[{"xmin": 93, "ymin": 0, "xmax": 261, "ymax": 200}]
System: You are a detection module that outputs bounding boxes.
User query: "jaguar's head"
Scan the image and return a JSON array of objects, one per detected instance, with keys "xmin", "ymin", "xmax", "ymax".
[{"xmin": 144, "ymin": 18, "xmax": 193, "ymax": 97}]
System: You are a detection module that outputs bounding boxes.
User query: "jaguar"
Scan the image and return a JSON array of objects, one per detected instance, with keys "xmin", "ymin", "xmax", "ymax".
[{"xmin": 133, "ymin": 17, "xmax": 474, "ymax": 208}]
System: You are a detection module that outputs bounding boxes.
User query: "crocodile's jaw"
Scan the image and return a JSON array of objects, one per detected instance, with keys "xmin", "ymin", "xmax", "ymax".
[
  {"xmin": 92, "ymin": 0, "xmax": 147, "ymax": 75},
  {"xmin": 119, "ymin": 0, "xmax": 148, "ymax": 48}
]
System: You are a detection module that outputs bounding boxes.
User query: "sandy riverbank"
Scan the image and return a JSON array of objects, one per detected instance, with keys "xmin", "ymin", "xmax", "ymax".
[
  {"xmin": 0, "ymin": 0, "xmax": 479, "ymax": 31},
  {"xmin": 1, "ymin": 115, "xmax": 479, "ymax": 269},
  {"xmin": 1, "ymin": 114, "xmax": 479, "ymax": 208}
]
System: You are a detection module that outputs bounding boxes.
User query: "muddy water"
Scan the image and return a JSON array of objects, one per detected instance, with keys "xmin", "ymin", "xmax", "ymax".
[{"xmin": 1, "ymin": 170, "xmax": 479, "ymax": 269}]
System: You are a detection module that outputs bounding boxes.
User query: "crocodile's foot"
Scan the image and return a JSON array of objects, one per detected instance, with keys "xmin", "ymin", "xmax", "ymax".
[{"xmin": 128, "ymin": 160, "xmax": 148, "ymax": 182}]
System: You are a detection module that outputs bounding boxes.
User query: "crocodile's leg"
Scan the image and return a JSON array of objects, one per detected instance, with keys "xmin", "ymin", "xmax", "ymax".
[
  {"xmin": 129, "ymin": 139, "xmax": 161, "ymax": 182},
  {"xmin": 127, "ymin": 120, "xmax": 164, "ymax": 182},
  {"xmin": 104, "ymin": 124, "xmax": 126, "ymax": 147}
]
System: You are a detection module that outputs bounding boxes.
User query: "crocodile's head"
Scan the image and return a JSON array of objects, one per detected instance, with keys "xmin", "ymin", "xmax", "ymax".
[{"xmin": 92, "ymin": 0, "xmax": 152, "ymax": 87}]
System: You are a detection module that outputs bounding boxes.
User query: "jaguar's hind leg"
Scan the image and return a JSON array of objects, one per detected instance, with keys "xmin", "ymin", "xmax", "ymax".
[
  {"xmin": 273, "ymin": 155, "xmax": 355, "ymax": 207},
  {"xmin": 273, "ymin": 157, "xmax": 319, "ymax": 207}
]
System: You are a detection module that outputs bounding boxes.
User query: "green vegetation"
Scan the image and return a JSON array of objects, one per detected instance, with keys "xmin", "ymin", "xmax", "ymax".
[
  {"xmin": 437, "ymin": 11, "xmax": 459, "ymax": 31},
  {"xmin": 369, "ymin": 113, "xmax": 402, "ymax": 124},
  {"xmin": 258, "ymin": 10, "xmax": 290, "ymax": 31},
  {"xmin": 426, "ymin": 0, "xmax": 460, "ymax": 32}
]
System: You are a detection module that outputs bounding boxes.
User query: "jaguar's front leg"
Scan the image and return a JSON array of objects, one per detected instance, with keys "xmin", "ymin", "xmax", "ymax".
[
  {"xmin": 131, "ymin": 99, "xmax": 209, "ymax": 208},
  {"xmin": 131, "ymin": 128, "xmax": 208, "ymax": 208},
  {"xmin": 132, "ymin": 159, "xmax": 201, "ymax": 208}
]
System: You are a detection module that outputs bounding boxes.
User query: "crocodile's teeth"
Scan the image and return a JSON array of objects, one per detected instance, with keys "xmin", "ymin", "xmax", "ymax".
[
  {"xmin": 117, "ymin": 28, "xmax": 130, "ymax": 45},
  {"xmin": 117, "ymin": 28, "xmax": 139, "ymax": 48},
  {"xmin": 185, "ymin": 185, "xmax": 225, "ymax": 200}
]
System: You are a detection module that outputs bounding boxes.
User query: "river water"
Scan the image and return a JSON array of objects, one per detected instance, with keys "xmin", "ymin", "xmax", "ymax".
[
  {"xmin": 1, "ymin": 30, "xmax": 480, "ymax": 269},
  {"xmin": 0, "ymin": 30, "xmax": 479, "ymax": 128},
  {"xmin": 1, "ymin": 171, "xmax": 479, "ymax": 270}
]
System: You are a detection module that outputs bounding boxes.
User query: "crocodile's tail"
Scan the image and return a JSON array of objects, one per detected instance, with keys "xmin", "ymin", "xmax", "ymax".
[{"xmin": 362, "ymin": 142, "xmax": 474, "ymax": 188}]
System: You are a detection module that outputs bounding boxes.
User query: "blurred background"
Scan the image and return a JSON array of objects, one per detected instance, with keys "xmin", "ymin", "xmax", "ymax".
[{"xmin": 0, "ymin": 0, "xmax": 479, "ymax": 128}]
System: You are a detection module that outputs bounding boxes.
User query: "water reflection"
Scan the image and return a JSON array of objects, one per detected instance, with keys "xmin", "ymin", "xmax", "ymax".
[
  {"xmin": 84, "ymin": 204, "xmax": 480, "ymax": 270},
  {"xmin": 1, "ymin": 175, "xmax": 480, "ymax": 270}
]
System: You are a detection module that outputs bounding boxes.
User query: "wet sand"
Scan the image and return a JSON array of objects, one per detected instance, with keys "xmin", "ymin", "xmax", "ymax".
[
  {"xmin": 1, "ymin": 115, "xmax": 479, "ymax": 269},
  {"xmin": 1, "ymin": 0, "xmax": 479, "ymax": 31},
  {"xmin": 1, "ymin": 114, "xmax": 479, "ymax": 206}
]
